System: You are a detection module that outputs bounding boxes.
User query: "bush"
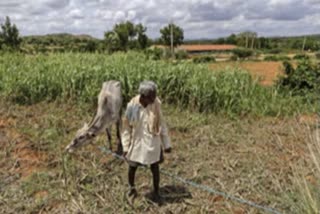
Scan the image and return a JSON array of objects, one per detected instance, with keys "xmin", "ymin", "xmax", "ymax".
[
  {"xmin": 162, "ymin": 48, "xmax": 172, "ymax": 59},
  {"xmin": 264, "ymin": 55, "xmax": 291, "ymax": 61},
  {"xmin": 315, "ymin": 52, "xmax": 320, "ymax": 60},
  {"xmin": 277, "ymin": 60, "xmax": 320, "ymax": 94},
  {"xmin": 145, "ymin": 47, "xmax": 163, "ymax": 60},
  {"xmin": 232, "ymin": 48, "xmax": 253, "ymax": 60},
  {"xmin": 192, "ymin": 55, "xmax": 216, "ymax": 63},
  {"xmin": 267, "ymin": 49, "xmax": 282, "ymax": 54},
  {"xmin": 175, "ymin": 50, "xmax": 188, "ymax": 60},
  {"xmin": 230, "ymin": 55, "xmax": 238, "ymax": 61},
  {"xmin": 293, "ymin": 54, "xmax": 310, "ymax": 60}
]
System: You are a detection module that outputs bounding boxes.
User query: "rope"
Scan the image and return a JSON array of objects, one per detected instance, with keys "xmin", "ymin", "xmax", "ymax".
[{"xmin": 99, "ymin": 147, "xmax": 282, "ymax": 214}]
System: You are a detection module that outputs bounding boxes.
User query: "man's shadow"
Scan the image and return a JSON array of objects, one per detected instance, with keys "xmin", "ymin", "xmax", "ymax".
[{"xmin": 145, "ymin": 185, "xmax": 192, "ymax": 205}]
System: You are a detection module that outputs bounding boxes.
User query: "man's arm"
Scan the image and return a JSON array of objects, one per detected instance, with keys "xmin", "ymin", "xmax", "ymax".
[
  {"xmin": 159, "ymin": 107, "xmax": 171, "ymax": 152},
  {"xmin": 121, "ymin": 103, "xmax": 133, "ymax": 154}
]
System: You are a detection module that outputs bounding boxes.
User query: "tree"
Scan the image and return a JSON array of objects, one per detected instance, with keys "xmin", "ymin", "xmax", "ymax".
[
  {"xmin": 104, "ymin": 31, "xmax": 121, "ymax": 53},
  {"xmin": 104, "ymin": 21, "xmax": 149, "ymax": 52},
  {"xmin": 82, "ymin": 40, "xmax": 98, "ymax": 53},
  {"xmin": 113, "ymin": 21, "xmax": 139, "ymax": 51},
  {"xmin": 215, "ymin": 37, "xmax": 226, "ymax": 44},
  {"xmin": 0, "ymin": 16, "xmax": 22, "ymax": 50},
  {"xmin": 136, "ymin": 23, "xmax": 148, "ymax": 49},
  {"xmin": 249, "ymin": 32, "xmax": 257, "ymax": 49},
  {"xmin": 160, "ymin": 23, "xmax": 184, "ymax": 48},
  {"xmin": 125, "ymin": 21, "xmax": 136, "ymax": 41},
  {"xmin": 113, "ymin": 22, "xmax": 130, "ymax": 51},
  {"xmin": 225, "ymin": 34, "xmax": 237, "ymax": 45},
  {"xmin": 232, "ymin": 48, "xmax": 253, "ymax": 60},
  {"xmin": 0, "ymin": 36, "xmax": 3, "ymax": 49},
  {"xmin": 259, "ymin": 37, "xmax": 271, "ymax": 49},
  {"xmin": 236, "ymin": 31, "xmax": 257, "ymax": 49}
]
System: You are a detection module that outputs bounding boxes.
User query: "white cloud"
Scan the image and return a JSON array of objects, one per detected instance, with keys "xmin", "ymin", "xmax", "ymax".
[
  {"xmin": 68, "ymin": 9, "xmax": 84, "ymax": 19},
  {"xmin": 114, "ymin": 11, "xmax": 126, "ymax": 22},
  {"xmin": 127, "ymin": 10, "xmax": 137, "ymax": 20},
  {"xmin": 0, "ymin": 0, "xmax": 319, "ymax": 39}
]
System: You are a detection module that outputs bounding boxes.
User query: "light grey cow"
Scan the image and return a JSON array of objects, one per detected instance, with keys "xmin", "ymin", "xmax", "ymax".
[{"xmin": 65, "ymin": 80, "xmax": 123, "ymax": 154}]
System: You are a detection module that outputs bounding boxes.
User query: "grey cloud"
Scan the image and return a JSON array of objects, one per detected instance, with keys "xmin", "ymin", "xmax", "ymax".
[
  {"xmin": 306, "ymin": 0, "xmax": 320, "ymax": 4},
  {"xmin": 0, "ymin": 0, "xmax": 319, "ymax": 39},
  {"xmin": 0, "ymin": 2, "xmax": 21, "ymax": 8},
  {"xmin": 188, "ymin": 2, "xmax": 240, "ymax": 21},
  {"xmin": 244, "ymin": 0, "xmax": 317, "ymax": 20},
  {"xmin": 44, "ymin": 0, "xmax": 70, "ymax": 9}
]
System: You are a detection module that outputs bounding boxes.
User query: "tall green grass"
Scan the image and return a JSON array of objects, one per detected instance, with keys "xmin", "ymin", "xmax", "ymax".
[
  {"xmin": 0, "ymin": 52, "xmax": 315, "ymax": 115},
  {"xmin": 290, "ymin": 124, "xmax": 320, "ymax": 213}
]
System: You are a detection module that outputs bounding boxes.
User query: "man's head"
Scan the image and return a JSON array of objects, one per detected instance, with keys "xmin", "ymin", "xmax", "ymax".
[{"xmin": 139, "ymin": 81, "xmax": 157, "ymax": 107}]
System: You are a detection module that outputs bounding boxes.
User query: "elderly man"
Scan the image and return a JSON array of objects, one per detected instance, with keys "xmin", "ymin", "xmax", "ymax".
[{"xmin": 122, "ymin": 81, "xmax": 172, "ymax": 202}]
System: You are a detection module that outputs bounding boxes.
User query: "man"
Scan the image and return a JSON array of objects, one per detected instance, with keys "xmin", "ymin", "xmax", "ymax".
[{"xmin": 122, "ymin": 81, "xmax": 172, "ymax": 203}]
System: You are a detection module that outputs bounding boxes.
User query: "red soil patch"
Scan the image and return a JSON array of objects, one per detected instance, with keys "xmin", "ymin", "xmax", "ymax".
[
  {"xmin": 297, "ymin": 114, "xmax": 318, "ymax": 124},
  {"xmin": 305, "ymin": 175, "xmax": 317, "ymax": 185},
  {"xmin": 34, "ymin": 190, "xmax": 49, "ymax": 199},
  {"xmin": 13, "ymin": 140, "xmax": 48, "ymax": 177},
  {"xmin": 210, "ymin": 61, "xmax": 284, "ymax": 86},
  {"xmin": 0, "ymin": 118, "xmax": 48, "ymax": 179}
]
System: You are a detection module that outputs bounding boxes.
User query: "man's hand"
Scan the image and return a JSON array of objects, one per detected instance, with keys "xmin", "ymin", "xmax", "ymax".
[{"xmin": 164, "ymin": 147, "xmax": 172, "ymax": 153}]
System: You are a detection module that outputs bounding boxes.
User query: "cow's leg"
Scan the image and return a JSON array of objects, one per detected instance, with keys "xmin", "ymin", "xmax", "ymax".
[
  {"xmin": 106, "ymin": 127, "xmax": 112, "ymax": 151},
  {"xmin": 116, "ymin": 119, "xmax": 123, "ymax": 155}
]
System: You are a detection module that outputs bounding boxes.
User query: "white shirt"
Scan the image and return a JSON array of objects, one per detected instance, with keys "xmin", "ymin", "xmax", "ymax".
[{"xmin": 122, "ymin": 97, "xmax": 171, "ymax": 165}]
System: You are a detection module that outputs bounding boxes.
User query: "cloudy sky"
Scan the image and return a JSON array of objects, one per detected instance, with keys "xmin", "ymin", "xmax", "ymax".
[{"xmin": 0, "ymin": 0, "xmax": 319, "ymax": 39}]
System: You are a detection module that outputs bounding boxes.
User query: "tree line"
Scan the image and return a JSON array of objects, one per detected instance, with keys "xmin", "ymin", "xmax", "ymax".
[
  {"xmin": 186, "ymin": 31, "xmax": 320, "ymax": 52},
  {"xmin": 1, "ymin": 16, "xmax": 319, "ymax": 53},
  {"xmin": 0, "ymin": 16, "xmax": 184, "ymax": 53}
]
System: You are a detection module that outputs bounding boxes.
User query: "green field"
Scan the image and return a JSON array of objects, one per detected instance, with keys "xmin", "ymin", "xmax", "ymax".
[
  {"xmin": 0, "ymin": 52, "xmax": 319, "ymax": 213},
  {"xmin": 0, "ymin": 52, "xmax": 317, "ymax": 116}
]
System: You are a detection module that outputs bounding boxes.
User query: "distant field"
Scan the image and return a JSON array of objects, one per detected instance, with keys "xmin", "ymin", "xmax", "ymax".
[{"xmin": 210, "ymin": 61, "xmax": 284, "ymax": 86}]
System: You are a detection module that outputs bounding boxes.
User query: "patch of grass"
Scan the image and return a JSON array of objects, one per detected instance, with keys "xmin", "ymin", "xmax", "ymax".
[
  {"xmin": 0, "ymin": 96, "xmax": 318, "ymax": 213},
  {"xmin": 288, "ymin": 123, "xmax": 320, "ymax": 214}
]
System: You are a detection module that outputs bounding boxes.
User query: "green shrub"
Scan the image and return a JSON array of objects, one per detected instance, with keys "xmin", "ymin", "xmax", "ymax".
[
  {"xmin": 266, "ymin": 49, "xmax": 282, "ymax": 54},
  {"xmin": 175, "ymin": 50, "xmax": 188, "ymax": 60},
  {"xmin": 278, "ymin": 60, "xmax": 320, "ymax": 95},
  {"xmin": 264, "ymin": 55, "xmax": 291, "ymax": 61},
  {"xmin": 145, "ymin": 47, "xmax": 163, "ymax": 60},
  {"xmin": 192, "ymin": 55, "xmax": 216, "ymax": 63},
  {"xmin": 293, "ymin": 54, "xmax": 310, "ymax": 60},
  {"xmin": 315, "ymin": 52, "xmax": 320, "ymax": 60},
  {"xmin": 232, "ymin": 48, "xmax": 253, "ymax": 60},
  {"xmin": 230, "ymin": 55, "xmax": 238, "ymax": 61}
]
